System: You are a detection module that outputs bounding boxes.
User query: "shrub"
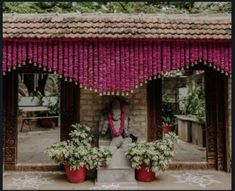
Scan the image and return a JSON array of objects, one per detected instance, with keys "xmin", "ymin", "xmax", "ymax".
[
  {"xmin": 46, "ymin": 123, "xmax": 112, "ymax": 170},
  {"xmin": 125, "ymin": 132, "xmax": 177, "ymax": 172}
]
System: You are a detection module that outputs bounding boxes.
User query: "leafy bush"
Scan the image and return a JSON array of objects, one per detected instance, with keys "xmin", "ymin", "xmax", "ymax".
[
  {"xmin": 162, "ymin": 116, "xmax": 175, "ymax": 126},
  {"xmin": 182, "ymin": 84, "xmax": 206, "ymax": 124},
  {"xmin": 46, "ymin": 123, "xmax": 112, "ymax": 170},
  {"xmin": 125, "ymin": 132, "xmax": 177, "ymax": 172},
  {"xmin": 47, "ymin": 97, "xmax": 60, "ymax": 116},
  {"xmin": 3, "ymin": 2, "xmax": 231, "ymax": 14}
]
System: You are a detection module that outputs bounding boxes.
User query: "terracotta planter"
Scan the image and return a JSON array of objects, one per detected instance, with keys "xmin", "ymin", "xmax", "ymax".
[
  {"xmin": 135, "ymin": 163, "xmax": 155, "ymax": 182},
  {"xmin": 163, "ymin": 125, "xmax": 174, "ymax": 134},
  {"xmin": 64, "ymin": 165, "xmax": 88, "ymax": 183},
  {"xmin": 40, "ymin": 118, "xmax": 54, "ymax": 128}
]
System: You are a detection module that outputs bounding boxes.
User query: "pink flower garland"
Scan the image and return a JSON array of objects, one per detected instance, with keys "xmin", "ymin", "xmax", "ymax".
[
  {"xmin": 108, "ymin": 99, "xmax": 125, "ymax": 137},
  {"xmin": 2, "ymin": 38, "xmax": 232, "ymax": 89}
]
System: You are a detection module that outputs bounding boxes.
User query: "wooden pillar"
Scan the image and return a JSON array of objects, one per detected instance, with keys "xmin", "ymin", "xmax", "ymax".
[
  {"xmin": 205, "ymin": 69, "xmax": 227, "ymax": 170},
  {"xmin": 147, "ymin": 79, "xmax": 162, "ymax": 141},
  {"xmin": 60, "ymin": 80, "xmax": 80, "ymax": 141},
  {"xmin": 205, "ymin": 69, "xmax": 217, "ymax": 167},
  {"xmin": 225, "ymin": 77, "xmax": 231, "ymax": 172},
  {"xmin": 215, "ymin": 72, "xmax": 227, "ymax": 171},
  {"xmin": 3, "ymin": 72, "xmax": 18, "ymax": 170}
]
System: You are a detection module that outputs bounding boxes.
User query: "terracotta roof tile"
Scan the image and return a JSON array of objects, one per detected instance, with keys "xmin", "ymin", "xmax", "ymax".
[{"xmin": 3, "ymin": 13, "xmax": 231, "ymax": 39}]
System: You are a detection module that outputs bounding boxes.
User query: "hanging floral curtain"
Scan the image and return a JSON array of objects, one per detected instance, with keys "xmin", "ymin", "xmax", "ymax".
[{"xmin": 3, "ymin": 38, "xmax": 231, "ymax": 95}]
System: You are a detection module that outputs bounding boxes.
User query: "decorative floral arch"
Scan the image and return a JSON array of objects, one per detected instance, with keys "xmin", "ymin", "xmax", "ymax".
[{"xmin": 3, "ymin": 38, "xmax": 231, "ymax": 95}]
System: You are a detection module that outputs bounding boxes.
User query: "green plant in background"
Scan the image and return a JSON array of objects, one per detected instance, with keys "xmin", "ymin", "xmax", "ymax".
[
  {"xmin": 162, "ymin": 95, "xmax": 177, "ymax": 126},
  {"xmin": 47, "ymin": 97, "xmax": 60, "ymax": 116},
  {"xmin": 31, "ymin": 90, "xmax": 44, "ymax": 106},
  {"xmin": 3, "ymin": 2, "xmax": 231, "ymax": 14},
  {"xmin": 162, "ymin": 116, "xmax": 175, "ymax": 126},
  {"xmin": 125, "ymin": 132, "xmax": 177, "ymax": 172},
  {"xmin": 182, "ymin": 84, "xmax": 206, "ymax": 124},
  {"xmin": 46, "ymin": 123, "xmax": 112, "ymax": 170}
]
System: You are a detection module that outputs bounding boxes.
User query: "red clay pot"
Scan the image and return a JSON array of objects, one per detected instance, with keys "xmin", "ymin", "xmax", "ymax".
[
  {"xmin": 64, "ymin": 165, "xmax": 88, "ymax": 183},
  {"xmin": 162, "ymin": 125, "xmax": 174, "ymax": 134},
  {"xmin": 135, "ymin": 163, "xmax": 155, "ymax": 182},
  {"xmin": 40, "ymin": 118, "xmax": 54, "ymax": 128}
]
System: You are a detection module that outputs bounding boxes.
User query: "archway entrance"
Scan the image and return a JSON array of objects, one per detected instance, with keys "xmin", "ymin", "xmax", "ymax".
[
  {"xmin": 3, "ymin": 63, "xmax": 229, "ymax": 171},
  {"xmin": 147, "ymin": 63, "xmax": 229, "ymax": 171},
  {"xmin": 3, "ymin": 64, "xmax": 80, "ymax": 170}
]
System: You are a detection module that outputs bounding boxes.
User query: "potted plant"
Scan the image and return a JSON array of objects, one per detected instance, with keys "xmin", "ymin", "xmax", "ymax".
[
  {"xmin": 46, "ymin": 123, "xmax": 112, "ymax": 183},
  {"xmin": 125, "ymin": 132, "xmax": 177, "ymax": 182},
  {"xmin": 162, "ymin": 95, "xmax": 176, "ymax": 134},
  {"xmin": 162, "ymin": 116, "xmax": 175, "ymax": 134}
]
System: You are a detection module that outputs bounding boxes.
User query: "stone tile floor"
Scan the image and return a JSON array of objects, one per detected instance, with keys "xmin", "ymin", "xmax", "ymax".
[
  {"xmin": 18, "ymin": 127, "xmax": 60, "ymax": 164},
  {"xmin": 3, "ymin": 170, "xmax": 231, "ymax": 190}
]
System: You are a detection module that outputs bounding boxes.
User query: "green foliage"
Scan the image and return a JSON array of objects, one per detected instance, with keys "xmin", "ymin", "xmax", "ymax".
[
  {"xmin": 162, "ymin": 116, "xmax": 174, "ymax": 126},
  {"xmin": 47, "ymin": 97, "xmax": 60, "ymax": 116},
  {"xmin": 182, "ymin": 84, "xmax": 206, "ymax": 124},
  {"xmin": 31, "ymin": 90, "xmax": 44, "ymax": 106},
  {"xmin": 3, "ymin": 2, "xmax": 231, "ymax": 14},
  {"xmin": 46, "ymin": 123, "xmax": 112, "ymax": 170},
  {"xmin": 125, "ymin": 132, "xmax": 177, "ymax": 172},
  {"xmin": 68, "ymin": 123, "xmax": 93, "ymax": 147},
  {"xmin": 162, "ymin": 95, "xmax": 177, "ymax": 127}
]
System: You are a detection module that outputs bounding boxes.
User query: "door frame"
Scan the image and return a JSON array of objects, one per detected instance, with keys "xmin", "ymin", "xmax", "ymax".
[
  {"xmin": 3, "ymin": 65, "xmax": 80, "ymax": 171},
  {"xmin": 147, "ymin": 64, "xmax": 228, "ymax": 171}
]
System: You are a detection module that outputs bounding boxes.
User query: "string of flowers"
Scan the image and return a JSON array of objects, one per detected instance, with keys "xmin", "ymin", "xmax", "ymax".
[
  {"xmin": 107, "ymin": 99, "xmax": 125, "ymax": 137},
  {"xmin": 2, "ymin": 38, "xmax": 232, "ymax": 94}
]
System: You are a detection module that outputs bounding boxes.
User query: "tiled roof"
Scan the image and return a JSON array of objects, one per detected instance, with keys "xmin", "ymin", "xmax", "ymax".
[{"xmin": 3, "ymin": 13, "xmax": 231, "ymax": 39}]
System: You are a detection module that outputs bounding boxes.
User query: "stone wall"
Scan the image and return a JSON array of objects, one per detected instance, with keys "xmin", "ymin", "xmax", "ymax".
[{"xmin": 80, "ymin": 85, "xmax": 148, "ymax": 145}]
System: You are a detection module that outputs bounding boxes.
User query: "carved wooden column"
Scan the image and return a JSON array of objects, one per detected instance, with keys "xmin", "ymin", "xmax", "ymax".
[
  {"xmin": 147, "ymin": 79, "xmax": 162, "ymax": 141},
  {"xmin": 205, "ymin": 69, "xmax": 227, "ymax": 170},
  {"xmin": 60, "ymin": 80, "xmax": 80, "ymax": 141},
  {"xmin": 205, "ymin": 69, "xmax": 217, "ymax": 168},
  {"xmin": 3, "ymin": 72, "xmax": 18, "ymax": 170},
  {"xmin": 215, "ymin": 72, "xmax": 227, "ymax": 171},
  {"xmin": 224, "ymin": 77, "xmax": 231, "ymax": 172}
]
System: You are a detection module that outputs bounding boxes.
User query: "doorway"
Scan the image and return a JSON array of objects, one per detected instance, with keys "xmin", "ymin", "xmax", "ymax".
[
  {"xmin": 147, "ymin": 64, "xmax": 228, "ymax": 170},
  {"xmin": 17, "ymin": 73, "xmax": 60, "ymax": 164},
  {"xmin": 162, "ymin": 70, "xmax": 206, "ymax": 163},
  {"xmin": 3, "ymin": 64, "xmax": 80, "ymax": 170}
]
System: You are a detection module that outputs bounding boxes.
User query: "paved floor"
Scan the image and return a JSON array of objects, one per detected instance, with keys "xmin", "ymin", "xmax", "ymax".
[
  {"xmin": 3, "ymin": 170, "xmax": 231, "ymax": 190},
  {"xmin": 17, "ymin": 127, "xmax": 60, "ymax": 164},
  {"xmin": 173, "ymin": 139, "xmax": 206, "ymax": 162},
  {"xmin": 17, "ymin": 127, "xmax": 206, "ymax": 164}
]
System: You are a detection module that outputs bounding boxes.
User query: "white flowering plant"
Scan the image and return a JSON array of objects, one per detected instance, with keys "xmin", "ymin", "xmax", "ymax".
[
  {"xmin": 125, "ymin": 132, "xmax": 177, "ymax": 172},
  {"xmin": 46, "ymin": 123, "xmax": 112, "ymax": 170}
]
